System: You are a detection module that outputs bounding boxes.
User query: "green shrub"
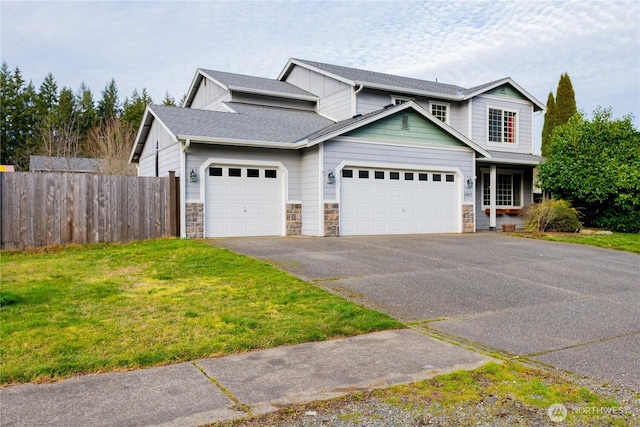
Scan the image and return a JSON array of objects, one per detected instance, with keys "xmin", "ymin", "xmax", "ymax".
[
  {"xmin": 594, "ymin": 205, "xmax": 640, "ymax": 233},
  {"xmin": 520, "ymin": 199, "xmax": 581, "ymax": 232}
]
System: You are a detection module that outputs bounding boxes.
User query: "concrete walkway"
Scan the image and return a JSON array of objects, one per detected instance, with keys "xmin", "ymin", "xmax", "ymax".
[{"xmin": 0, "ymin": 329, "xmax": 493, "ymax": 427}]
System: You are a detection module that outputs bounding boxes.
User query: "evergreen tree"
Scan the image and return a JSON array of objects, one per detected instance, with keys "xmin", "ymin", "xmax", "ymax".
[
  {"xmin": 36, "ymin": 72, "xmax": 58, "ymax": 120},
  {"xmin": 0, "ymin": 64, "xmax": 38, "ymax": 169},
  {"xmin": 540, "ymin": 73, "xmax": 577, "ymax": 157},
  {"xmin": 541, "ymin": 92, "xmax": 556, "ymax": 157},
  {"xmin": 162, "ymin": 91, "xmax": 176, "ymax": 106},
  {"xmin": 76, "ymin": 82, "xmax": 98, "ymax": 139},
  {"xmin": 97, "ymin": 78, "xmax": 120, "ymax": 121},
  {"xmin": 54, "ymin": 87, "xmax": 77, "ymax": 127},
  {"xmin": 121, "ymin": 88, "xmax": 152, "ymax": 130},
  {"xmin": 555, "ymin": 73, "xmax": 577, "ymax": 125}
]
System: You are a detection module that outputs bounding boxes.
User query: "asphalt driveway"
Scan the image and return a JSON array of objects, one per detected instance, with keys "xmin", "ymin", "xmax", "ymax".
[{"xmin": 214, "ymin": 233, "xmax": 640, "ymax": 391}]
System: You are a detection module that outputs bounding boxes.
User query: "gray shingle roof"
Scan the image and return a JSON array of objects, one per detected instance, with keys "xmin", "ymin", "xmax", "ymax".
[
  {"xmin": 463, "ymin": 78, "xmax": 507, "ymax": 96},
  {"xmin": 200, "ymin": 69, "xmax": 314, "ymax": 97},
  {"xmin": 30, "ymin": 156, "xmax": 105, "ymax": 172},
  {"xmin": 483, "ymin": 151, "xmax": 544, "ymax": 164},
  {"xmin": 149, "ymin": 103, "xmax": 333, "ymax": 143},
  {"xmin": 291, "ymin": 59, "xmax": 466, "ymax": 97}
]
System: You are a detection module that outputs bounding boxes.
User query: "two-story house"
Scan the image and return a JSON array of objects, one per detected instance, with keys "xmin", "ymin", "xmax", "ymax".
[{"xmin": 130, "ymin": 58, "xmax": 544, "ymax": 238}]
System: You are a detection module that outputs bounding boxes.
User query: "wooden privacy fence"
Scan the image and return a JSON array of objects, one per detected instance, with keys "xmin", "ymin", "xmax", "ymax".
[{"xmin": 0, "ymin": 172, "xmax": 179, "ymax": 250}]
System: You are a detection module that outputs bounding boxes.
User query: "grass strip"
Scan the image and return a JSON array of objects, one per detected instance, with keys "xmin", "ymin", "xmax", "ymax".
[
  {"xmin": 0, "ymin": 239, "xmax": 400, "ymax": 384},
  {"xmin": 510, "ymin": 231, "xmax": 640, "ymax": 254}
]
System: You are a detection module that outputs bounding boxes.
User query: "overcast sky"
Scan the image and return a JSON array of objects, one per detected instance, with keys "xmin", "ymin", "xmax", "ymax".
[{"xmin": 1, "ymin": 1, "xmax": 639, "ymax": 153}]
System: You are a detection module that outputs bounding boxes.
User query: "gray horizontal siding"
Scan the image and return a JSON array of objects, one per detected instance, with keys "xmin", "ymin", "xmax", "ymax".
[
  {"xmin": 300, "ymin": 146, "xmax": 320, "ymax": 236},
  {"xmin": 449, "ymin": 102, "xmax": 467, "ymax": 136},
  {"xmin": 471, "ymin": 95, "xmax": 534, "ymax": 154},
  {"xmin": 319, "ymin": 87, "xmax": 352, "ymax": 120},
  {"xmin": 231, "ymin": 93, "xmax": 316, "ymax": 111},
  {"xmin": 138, "ymin": 142, "xmax": 181, "ymax": 177},
  {"xmin": 138, "ymin": 118, "xmax": 179, "ymax": 177},
  {"xmin": 184, "ymin": 144, "xmax": 301, "ymax": 202},
  {"xmin": 323, "ymin": 139, "xmax": 474, "ymax": 202},
  {"xmin": 285, "ymin": 65, "xmax": 351, "ymax": 97}
]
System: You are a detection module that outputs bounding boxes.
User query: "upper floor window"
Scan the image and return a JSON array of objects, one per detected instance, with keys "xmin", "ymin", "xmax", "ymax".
[
  {"xmin": 488, "ymin": 108, "xmax": 517, "ymax": 144},
  {"xmin": 430, "ymin": 102, "xmax": 449, "ymax": 124},
  {"xmin": 391, "ymin": 95, "xmax": 414, "ymax": 105}
]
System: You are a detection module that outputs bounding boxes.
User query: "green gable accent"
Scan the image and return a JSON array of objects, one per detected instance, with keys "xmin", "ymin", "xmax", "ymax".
[
  {"xmin": 344, "ymin": 111, "xmax": 466, "ymax": 148},
  {"xmin": 486, "ymin": 84, "xmax": 528, "ymax": 101}
]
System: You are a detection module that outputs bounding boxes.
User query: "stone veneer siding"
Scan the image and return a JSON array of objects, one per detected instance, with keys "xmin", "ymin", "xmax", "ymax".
[
  {"xmin": 324, "ymin": 203, "xmax": 339, "ymax": 237},
  {"xmin": 462, "ymin": 204, "xmax": 475, "ymax": 233},
  {"xmin": 185, "ymin": 202, "xmax": 204, "ymax": 239},
  {"xmin": 286, "ymin": 203, "xmax": 302, "ymax": 236}
]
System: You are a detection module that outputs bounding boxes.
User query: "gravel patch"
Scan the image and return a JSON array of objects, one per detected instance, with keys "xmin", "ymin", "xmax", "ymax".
[{"xmin": 212, "ymin": 365, "xmax": 640, "ymax": 427}]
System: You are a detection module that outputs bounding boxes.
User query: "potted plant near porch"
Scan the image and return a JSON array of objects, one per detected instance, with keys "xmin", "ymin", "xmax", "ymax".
[{"xmin": 502, "ymin": 223, "xmax": 516, "ymax": 232}]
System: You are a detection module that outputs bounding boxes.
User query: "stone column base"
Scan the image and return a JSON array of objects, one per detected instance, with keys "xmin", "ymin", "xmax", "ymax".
[
  {"xmin": 324, "ymin": 203, "xmax": 339, "ymax": 237},
  {"xmin": 286, "ymin": 203, "xmax": 302, "ymax": 236},
  {"xmin": 462, "ymin": 204, "xmax": 475, "ymax": 233},
  {"xmin": 185, "ymin": 203, "xmax": 204, "ymax": 238}
]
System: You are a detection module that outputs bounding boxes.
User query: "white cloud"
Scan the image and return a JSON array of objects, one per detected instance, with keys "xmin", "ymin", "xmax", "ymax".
[{"xmin": 1, "ymin": 0, "xmax": 638, "ymax": 139}]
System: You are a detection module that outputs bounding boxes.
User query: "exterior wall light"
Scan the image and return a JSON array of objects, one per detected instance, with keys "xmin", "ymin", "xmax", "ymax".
[
  {"xmin": 189, "ymin": 168, "xmax": 198, "ymax": 182},
  {"xmin": 327, "ymin": 171, "xmax": 335, "ymax": 184}
]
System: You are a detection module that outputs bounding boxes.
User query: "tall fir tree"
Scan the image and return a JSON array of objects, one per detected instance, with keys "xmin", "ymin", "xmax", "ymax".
[
  {"xmin": 121, "ymin": 88, "xmax": 152, "ymax": 130},
  {"xmin": 541, "ymin": 73, "xmax": 577, "ymax": 157},
  {"xmin": 97, "ymin": 78, "xmax": 120, "ymax": 121},
  {"xmin": 541, "ymin": 92, "xmax": 556, "ymax": 157},
  {"xmin": 555, "ymin": 73, "xmax": 577, "ymax": 125},
  {"xmin": 162, "ymin": 91, "xmax": 176, "ymax": 106},
  {"xmin": 76, "ymin": 82, "xmax": 98, "ymax": 140},
  {"xmin": 36, "ymin": 72, "xmax": 59, "ymax": 120},
  {"xmin": 0, "ymin": 64, "xmax": 39, "ymax": 169}
]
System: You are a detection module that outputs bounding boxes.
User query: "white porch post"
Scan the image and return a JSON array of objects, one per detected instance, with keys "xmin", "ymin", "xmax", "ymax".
[{"xmin": 489, "ymin": 164, "xmax": 497, "ymax": 230}]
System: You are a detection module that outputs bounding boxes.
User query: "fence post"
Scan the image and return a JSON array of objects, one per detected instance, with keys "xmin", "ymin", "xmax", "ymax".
[{"xmin": 168, "ymin": 171, "xmax": 178, "ymax": 237}]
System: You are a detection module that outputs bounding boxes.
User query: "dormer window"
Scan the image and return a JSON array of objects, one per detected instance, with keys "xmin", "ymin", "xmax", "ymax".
[
  {"xmin": 391, "ymin": 95, "xmax": 414, "ymax": 105},
  {"xmin": 430, "ymin": 102, "xmax": 449, "ymax": 124}
]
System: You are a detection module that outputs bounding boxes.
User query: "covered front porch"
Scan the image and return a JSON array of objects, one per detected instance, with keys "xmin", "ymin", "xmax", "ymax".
[{"xmin": 475, "ymin": 152, "xmax": 542, "ymax": 231}]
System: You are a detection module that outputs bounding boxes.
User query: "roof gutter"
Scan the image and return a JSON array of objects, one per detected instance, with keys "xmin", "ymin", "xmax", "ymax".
[
  {"xmin": 359, "ymin": 82, "xmax": 463, "ymax": 101},
  {"xmin": 227, "ymin": 85, "xmax": 318, "ymax": 102},
  {"xmin": 177, "ymin": 134, "xmax": 307, "ymax": 149}
]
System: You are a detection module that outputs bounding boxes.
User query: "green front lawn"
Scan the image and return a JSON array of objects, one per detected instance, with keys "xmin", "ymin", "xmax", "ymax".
[
  {"xmin": 0, "ymin": 239, "xmax": 401, "ymax": 385},
  {"xmin": 512, "ymin": 232, "xmax": 640, "ymax": 254}
]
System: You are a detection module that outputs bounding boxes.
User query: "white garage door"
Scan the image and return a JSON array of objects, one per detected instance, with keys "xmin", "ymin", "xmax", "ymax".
[
  {"xmin": 205, "ymin": 165, "xmax": 283, "ymax": 237},
  {"xmin": 340, "ymin": 168, "xmax": 459, "ymax": 236}
]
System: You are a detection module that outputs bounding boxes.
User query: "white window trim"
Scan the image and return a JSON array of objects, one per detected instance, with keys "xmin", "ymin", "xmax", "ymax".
[
  {"xmin": 391, "ymin": 95, "xmax": 414, "ymax": 105},
  {"xmin": 429, "ymin": 101, "xmax": 450, "ymax": 124},
  {"xmin": 480, "ymin": 168, "xmax": 524, "ymax": 209},
  {"xmin": 486, "ymin": 105, "xmax": 520, "ymax": 147}
]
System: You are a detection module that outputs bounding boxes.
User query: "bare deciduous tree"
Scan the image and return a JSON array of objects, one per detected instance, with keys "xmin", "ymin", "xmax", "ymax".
[
  {"xmin": 86, "ymin": 118, "xmax": 137, "ymax": 175},
  {"xmin": 37, "ymin": 114, "xmax": 82, "ymax": 171}
]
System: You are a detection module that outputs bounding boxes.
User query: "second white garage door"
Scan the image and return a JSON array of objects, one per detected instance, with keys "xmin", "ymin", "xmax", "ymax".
[
  {"xmin": 340, "ymin": 168, "xmax": 459, "ymax": 236},
  {"xmin": 205, "ymin": 165, "xmax": 283, "ymax": 237}
]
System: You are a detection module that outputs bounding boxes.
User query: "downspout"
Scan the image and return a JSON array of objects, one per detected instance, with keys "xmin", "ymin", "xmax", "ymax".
[{"xmin": 352, "ymin": 84, "xmax": 364, "ymax": 116}]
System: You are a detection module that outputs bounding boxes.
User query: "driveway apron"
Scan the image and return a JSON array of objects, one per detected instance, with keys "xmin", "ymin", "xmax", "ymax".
[{"xmin": 215, "ymin": 233, "xmax": 640, "ymax": 391}]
